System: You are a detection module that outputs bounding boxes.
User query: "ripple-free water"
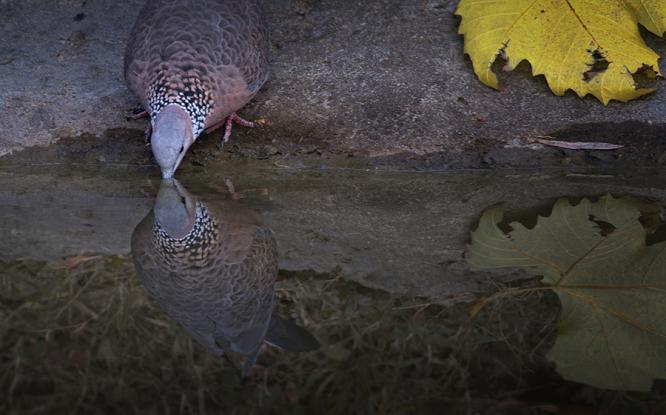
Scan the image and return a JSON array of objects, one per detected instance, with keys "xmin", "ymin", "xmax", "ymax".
[{"xmin": 1, "ymin": 161, "xmax": 665, "ymax": 414}]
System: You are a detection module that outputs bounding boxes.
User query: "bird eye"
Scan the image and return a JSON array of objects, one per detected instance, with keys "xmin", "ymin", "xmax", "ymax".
[
  {"xmin": 180, "ymin": 196, "xmax": 187, "ymax": 205},
  {"xmin": 179, "ymin": 146, "xmax": 184, "ymax": 153}
]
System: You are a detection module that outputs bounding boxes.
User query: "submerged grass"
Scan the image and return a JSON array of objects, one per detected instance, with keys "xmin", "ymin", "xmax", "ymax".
[{"xmin": 0, "ymin": 256, "xmax": 662, "ymax": 414}]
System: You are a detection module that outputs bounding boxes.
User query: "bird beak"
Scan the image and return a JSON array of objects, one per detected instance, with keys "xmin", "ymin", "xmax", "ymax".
[{"xmin": 162, "ymin": 149, "xmax": 188, "ymax": 179}]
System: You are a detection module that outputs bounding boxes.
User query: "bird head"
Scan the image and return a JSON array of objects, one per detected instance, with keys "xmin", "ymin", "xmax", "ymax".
[
  {"xmin": 151, "ymin": 105, "xmax": 194, "ymax": 179},
  {"xmin": 154, "ymin": 178, "xmax": 197, "ymax": 239}
]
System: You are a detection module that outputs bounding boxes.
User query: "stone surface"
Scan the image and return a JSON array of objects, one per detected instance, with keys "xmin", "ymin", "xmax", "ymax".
[
  {"xmin": 1, "ymin": 158, "xmax": 665, "ymax": 298},
  {"xmin": 1, "ymin": 0, "xmax": 666, "ymax": 164}
]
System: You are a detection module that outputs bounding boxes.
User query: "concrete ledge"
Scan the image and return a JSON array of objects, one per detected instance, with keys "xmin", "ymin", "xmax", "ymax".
[{"xmin": 1, "ymin": 0, "xmax": 665, "ymax": 165}]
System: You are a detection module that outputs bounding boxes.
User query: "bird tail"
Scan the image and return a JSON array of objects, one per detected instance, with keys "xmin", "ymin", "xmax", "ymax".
[{"xmin": 264, "ymin": 314, "xmax": 320, "ymax": 352}]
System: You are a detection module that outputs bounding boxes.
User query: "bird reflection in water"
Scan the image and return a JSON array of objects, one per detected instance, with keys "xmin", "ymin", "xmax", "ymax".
[{"xmin": 131, "ymin": 179, "xmax": 319, "ymax": 376}]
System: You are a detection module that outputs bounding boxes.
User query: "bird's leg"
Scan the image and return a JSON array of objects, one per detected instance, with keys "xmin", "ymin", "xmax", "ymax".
[
  {"xmin": 219, "ymin": 112, "xmax": 258, "ymax": 144},
  {"xmin": 126, "ymin": 104, "xmax": 149, "ymax": 120},
  {"xmin": 204, "ymin": 119, "xmax": 227, "ymax": 135},
  {"xmin": 126, "ymin": 107, "xmax": 152, "ymax": 146},
  {"xmin": 131, "ymin": 110, "xmax": 150, "ymax": 120},
  {"xmin": 229, "ymin": 112, "xmax": 257, "ymax": 128},
  {"xmin": 206, "ymin": 113, "xmax": 258, "ymax": 135}
]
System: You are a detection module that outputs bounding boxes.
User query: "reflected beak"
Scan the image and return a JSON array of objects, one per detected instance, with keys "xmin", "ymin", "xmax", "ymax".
[{"xmin": 172, "ymin": 178, "xmax": 197, "ymax": 215}]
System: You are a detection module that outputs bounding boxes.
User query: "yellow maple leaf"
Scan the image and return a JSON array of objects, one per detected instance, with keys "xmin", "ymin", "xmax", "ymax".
[
  {"xmin": 456, "ymin": 0, "xmax": 664, "ymax": 104},
  {"xmin": 625, "ymin": 0, "xmax": 666, "ymax": 36}
]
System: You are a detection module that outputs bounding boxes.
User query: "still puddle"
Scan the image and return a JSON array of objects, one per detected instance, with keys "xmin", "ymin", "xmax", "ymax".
[{"xmin": 1, "ymin": 161, "xmax": 665, "ymax": 414}]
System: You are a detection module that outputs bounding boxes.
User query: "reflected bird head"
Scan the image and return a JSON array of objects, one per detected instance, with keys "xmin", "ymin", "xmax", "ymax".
[{"xmin": 154, "ymin": 178, "xmax": 197, "ymax": 239}]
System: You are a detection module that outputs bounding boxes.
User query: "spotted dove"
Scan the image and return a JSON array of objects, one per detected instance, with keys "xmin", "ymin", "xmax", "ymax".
[
  {"xmin": 131, "ymin": 179, "xmax": 319, "ymax": 376},
  {"xmin": 124, "ymin": 0, "xmax": 269, "ymax": 178}
]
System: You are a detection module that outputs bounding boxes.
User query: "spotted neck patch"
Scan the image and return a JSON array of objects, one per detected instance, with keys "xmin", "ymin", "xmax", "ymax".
[
  {"xmin": 153, "ymin": 202, "xmax": 219, "ymax": 265},
  {"xmin": 148, "ymin": 75, "xmax": 214, "ymax": 138}
]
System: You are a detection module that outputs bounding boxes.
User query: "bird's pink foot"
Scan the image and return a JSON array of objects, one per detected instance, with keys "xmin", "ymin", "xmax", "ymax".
[
  {"xmin": 206, "ymin": 113, "xmax": 258, "ymax": 144},
  {"xmin": 223, "ymin": 113, "xmax": 256, "ymax": 143},
  {"xmin": 126, "ymin": 104, "xmax": 149, "ymax": 121},
  {"xmin": 126, "ymin": 108, "xmax": 152, "ymax": 146},
  {"xmin": 131, "ymin": 110, "xmax": 150, "ymax": 120}
]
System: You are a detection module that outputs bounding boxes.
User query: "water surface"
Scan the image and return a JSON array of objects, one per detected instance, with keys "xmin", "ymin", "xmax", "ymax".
[{"xmin": 1, "ymin": 161, "xmax": 665, "ymax": 414}]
